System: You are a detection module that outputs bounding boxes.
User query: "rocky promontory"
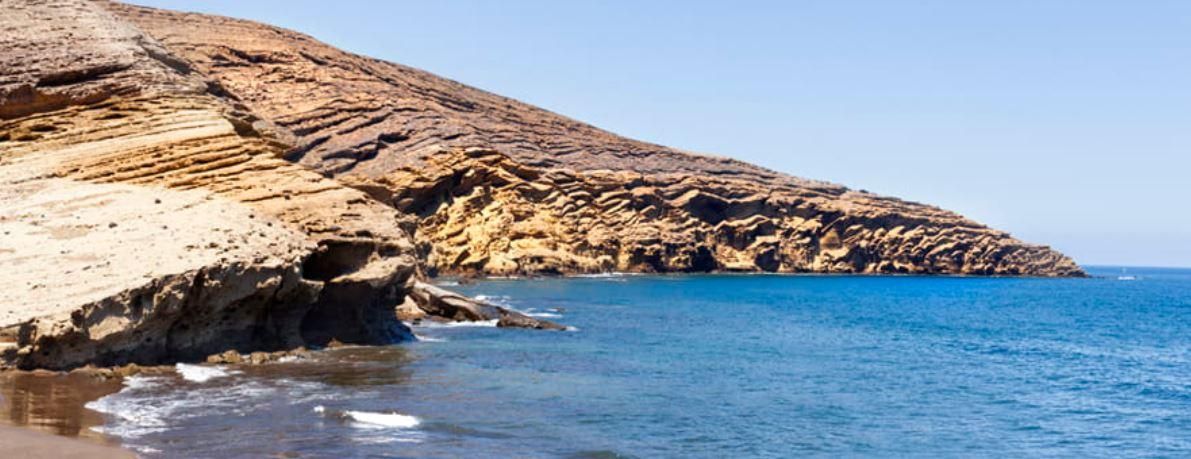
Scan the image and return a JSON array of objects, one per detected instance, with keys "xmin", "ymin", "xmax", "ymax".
[{"xmin": 2, "ymin": 0, "xmax": 1082, "ymax": 371}]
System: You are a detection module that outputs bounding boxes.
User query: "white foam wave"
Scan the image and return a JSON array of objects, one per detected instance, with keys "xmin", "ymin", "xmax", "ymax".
[
  {"xmin": 414, "ymin": 319, "xmax": 499, "ymax": 328},
  {"xmin": 87, "ymin": 378, "xmax": 285, "ymax": 441},
  {"xmin": 121, "ymin": 374, "xmax": 160, "ymax": 390},
  {"xmin": 526, "ymin": 312, "xmax": 562, "ymax": 318},
  {"xmin": 344, "ymin": 410, "xmax": 421, "ymax": 429},
  {"xmin": 473, "ymin": 294, "xmax": 513, "ymax": 306},
  {"xmin": 175, "ymin": 363, "xmax": 235, "ymax": 383},
  {"xmin": 571, "ymin": 272, "xmax": 640, "ymax": 278},
  {"xmin": 413, "ymin": 334, "xmax": 448, "ymax": 342}
]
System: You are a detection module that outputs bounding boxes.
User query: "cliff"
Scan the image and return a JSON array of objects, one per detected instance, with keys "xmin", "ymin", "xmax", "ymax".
[
  {"xmin": 0, "ymin": 0, "xmax": 417, "ymax": 369},
  {"xmin": 0, "ymin": 0, "xmax": 1081, "ymax": 369},
  {"xmin": 108, "ymin": 2, "xmax": 1084, "ymax": 277}
]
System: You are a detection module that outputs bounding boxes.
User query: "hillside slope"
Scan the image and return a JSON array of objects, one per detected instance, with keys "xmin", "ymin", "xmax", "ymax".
[{"xmin": 109, "ymin": 2, "xmax": 1083, "ymax": 277}]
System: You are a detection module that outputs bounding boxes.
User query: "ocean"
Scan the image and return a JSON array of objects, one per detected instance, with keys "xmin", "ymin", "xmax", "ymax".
[{"xmin": 68, "ymin": 267, "xmax": 1191, "ymax": 457}]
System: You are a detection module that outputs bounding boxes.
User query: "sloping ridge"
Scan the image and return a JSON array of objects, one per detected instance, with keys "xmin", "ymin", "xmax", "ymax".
[{"xmin": 108, "ymin": 1, "xmax": 1083, "ymax": 277}]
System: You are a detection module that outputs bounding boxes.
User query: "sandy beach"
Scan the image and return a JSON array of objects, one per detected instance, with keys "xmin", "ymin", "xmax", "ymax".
[
  {"xmin": 0, "ymin": 425, "xmax": 134, "ymax": 458},
  {"xmin": 0, "ymin": 371, "xmax": 132, "ymax": 458}
]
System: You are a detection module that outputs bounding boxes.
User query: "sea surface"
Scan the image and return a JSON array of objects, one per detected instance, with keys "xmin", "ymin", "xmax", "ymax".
[{"xmin": 35, "ymin": 267, "xmax": 1191, "ymax": 457}]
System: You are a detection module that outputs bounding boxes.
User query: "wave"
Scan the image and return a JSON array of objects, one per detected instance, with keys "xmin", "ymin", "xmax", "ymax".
[
  {"xmin": 473, "ymin": 294, "xmax": 513, "ymax": 306},
  {"xmin": 414, "ymin": 334, "xmax": 448, "ymax": 342},
  {"xmin": 344, "ymin": 410, "xmax": 421, "ymax": 429},
  {"xmin": 314, "ymin": 405, "xmax": 422, "ymax": 430},
  {"xmin": 571, "ymin": 272, "xmax": 640, "ymax": 279},
  {"xmin": 85, "ymin": 376, "xmax": 172, "ymax": 440},
  {"xmin": 526, "ymin": 312, "xmax": 562, "ymax": 318},
  {"xmin": 87, "ymin": 375, "xmax": 321, "ymax": 445},
  {"xmin": 175, "ymin": 363, "xmax": 236, "ymax": 383},
  {"xmin": 414, "ymin": 319, "xmax": 499, "ymax": 328}
]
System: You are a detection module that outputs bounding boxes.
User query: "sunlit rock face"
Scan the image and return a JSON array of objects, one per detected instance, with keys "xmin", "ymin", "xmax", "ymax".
[{"xmin": 1, "ymin": 0, "xmax": 417, "ymax": 370}]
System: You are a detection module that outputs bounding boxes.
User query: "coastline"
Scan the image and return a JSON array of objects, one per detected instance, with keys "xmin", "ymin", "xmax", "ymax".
[{"xmin": 0, "ymin": 371, "xmax": 132, "ymax": 458}]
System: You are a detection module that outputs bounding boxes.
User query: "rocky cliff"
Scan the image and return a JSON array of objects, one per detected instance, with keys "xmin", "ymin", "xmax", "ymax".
[
  {"xmin": 0, "ymin": 0, "xmax": 418, "ymax": 369},
  {"xmin": 109, "ymin": 1, "xmax": 1084, "ymax": 277},
  {"xmin": 1, "ymin": 0, "xmax": 1081, "ymax": 369}
]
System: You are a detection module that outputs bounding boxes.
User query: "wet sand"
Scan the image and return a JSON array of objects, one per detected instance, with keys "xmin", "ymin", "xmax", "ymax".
[
  {"xmin": 0, "ymin": 425, "xmax": 134, "ymax": 458},
  {"xmin": 0, "ymin": 371, "xmax": 133, "ymax": 457}
]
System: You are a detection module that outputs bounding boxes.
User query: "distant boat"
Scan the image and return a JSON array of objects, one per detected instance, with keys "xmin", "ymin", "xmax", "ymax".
[{"xmin": 1117, "ymin": 268, "xmax": 1137, "ymax": 281}]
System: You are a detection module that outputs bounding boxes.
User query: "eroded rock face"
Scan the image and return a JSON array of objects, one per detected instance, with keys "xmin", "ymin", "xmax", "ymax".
[
  {"xmin": 110, "ymin": 2, "xmax": 1084, "ymax": 277},
  {"xmin": 0, "ymin": 0, "xmax": 417, "ymax": 370},
  {"xmin": 380, "ymin": 148, "xmax": 1083, "ymax": 276}
]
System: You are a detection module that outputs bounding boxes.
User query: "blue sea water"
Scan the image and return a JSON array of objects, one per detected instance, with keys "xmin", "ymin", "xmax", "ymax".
[{"xmin": 86, "ymin": 267, "xmax": 1190, "ymax": 457}]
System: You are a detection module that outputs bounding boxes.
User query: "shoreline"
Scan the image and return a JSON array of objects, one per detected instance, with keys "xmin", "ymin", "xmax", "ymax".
[
  {"xmin": 0, "ymin": 370, "xmax": 132, "ymax": 458},
  {"xmin": 0, "ymin": 425, "xmax": 134, "ymax": 459}
]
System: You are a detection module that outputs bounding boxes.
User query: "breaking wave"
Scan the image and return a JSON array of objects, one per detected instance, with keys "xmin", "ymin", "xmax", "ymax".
[{"xmin": 175, "ymin": 363, "xmax": 235, "ymax": 383}]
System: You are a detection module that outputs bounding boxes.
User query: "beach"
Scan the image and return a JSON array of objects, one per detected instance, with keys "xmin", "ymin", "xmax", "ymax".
[{"xmin": 0, "ymin": 425, "xmax": 133, "ymax": 458}]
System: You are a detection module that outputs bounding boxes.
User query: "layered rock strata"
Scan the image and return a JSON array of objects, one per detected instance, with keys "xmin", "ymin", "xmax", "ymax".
[
  {"xmin": 0, "ymin": 0, "xmax": 417, "ymax": 370},
  {"xmin": 110, "ymin": 2, "xmax": 1084, "ymax": 277}
]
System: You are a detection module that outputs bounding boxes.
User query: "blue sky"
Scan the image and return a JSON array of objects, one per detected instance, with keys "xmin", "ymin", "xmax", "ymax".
[{"xmin": 129, "ymin": 1, "xmax": 1190, "ymax": 267}]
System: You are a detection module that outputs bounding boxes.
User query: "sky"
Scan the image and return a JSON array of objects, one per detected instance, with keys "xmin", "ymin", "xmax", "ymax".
[{"xmin": 129, "ymin": 0, "xmax": 1190, "ymax": 268}]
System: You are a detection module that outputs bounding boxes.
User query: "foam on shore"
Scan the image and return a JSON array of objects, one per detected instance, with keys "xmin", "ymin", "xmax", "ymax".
[
  {"xmin": 415, "ymin": 319, "xmax": 499, "ymax": 328},
  {"xmin": 175, "ymin": 363, "xmax": 235, "ymax": 383},
  {"xmin": 344, "ymin": 410, "xmax": 421, "ymax": 429}
]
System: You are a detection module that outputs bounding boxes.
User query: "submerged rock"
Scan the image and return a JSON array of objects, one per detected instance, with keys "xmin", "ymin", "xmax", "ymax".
[{"xmin": 496, "ymin": 311, "xmax": 568, "ymax": 331}]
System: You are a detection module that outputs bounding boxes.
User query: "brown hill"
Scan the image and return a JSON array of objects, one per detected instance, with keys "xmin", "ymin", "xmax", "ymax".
[{"xmin": 109, "ymin": 1, "xmax": 1083, "ymax": 277}]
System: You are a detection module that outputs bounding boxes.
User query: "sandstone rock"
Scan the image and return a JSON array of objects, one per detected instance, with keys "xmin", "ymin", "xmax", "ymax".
[
  {"xmin": 395, "ymin": 295, "xmax": 428, "ymax": 322},
  {"xmin": 0, "ymin": 0, "xmax": 418, "ymax": 370},
  {"xmin": 405, "ymin": 281, "xmax": 566, "ymax": 330},
  {"xmin": 405, "ymin": 281, "xmax": 499, "ymax": 322},
  {"xmin": 285, "ymin": 346, "xmax": 311, "ymax": 359},
  {"xmin": 112, "ymin": 364, "xmax": 140, "ymax": 378},
  {"xmin": 219, "ymin": 350, "xmax": 242, "ymax": 365}
]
